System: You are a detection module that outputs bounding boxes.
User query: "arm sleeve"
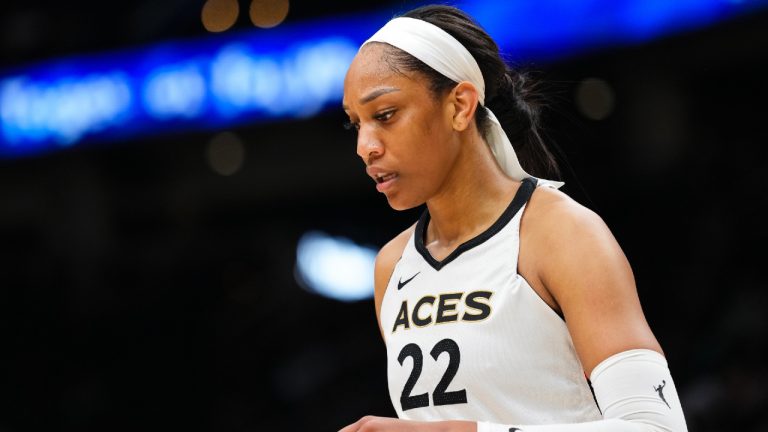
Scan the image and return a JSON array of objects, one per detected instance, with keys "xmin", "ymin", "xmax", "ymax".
[{"xmin": 476, "ymin": 349, "xmax": 688, "ymax": 432}]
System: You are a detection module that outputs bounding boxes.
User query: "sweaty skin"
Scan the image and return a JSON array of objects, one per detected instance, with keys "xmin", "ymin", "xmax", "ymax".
[{"xmin": 340, "ymin": 44, "xmax": 663, "ymax": 432}]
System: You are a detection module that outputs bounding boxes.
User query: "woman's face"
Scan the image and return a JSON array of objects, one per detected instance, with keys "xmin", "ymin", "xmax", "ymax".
[{"xmin": 343, "ymin": 43, "xmax": 460, "ymax": 210}]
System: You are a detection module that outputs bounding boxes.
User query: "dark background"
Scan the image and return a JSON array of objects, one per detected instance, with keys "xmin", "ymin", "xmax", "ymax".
[{"xmin": 1, "ymin": 1, "xmax": 767, "ymax": 431}]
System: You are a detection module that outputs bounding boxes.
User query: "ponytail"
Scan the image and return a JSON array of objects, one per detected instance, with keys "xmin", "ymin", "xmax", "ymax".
[
  {"xmin": 482, "ymin": 69, "xmax": 561, "ymax": 180},
  {"xmin": 387, "ymin": 5, "xmax": 561, "ymax": 180}
]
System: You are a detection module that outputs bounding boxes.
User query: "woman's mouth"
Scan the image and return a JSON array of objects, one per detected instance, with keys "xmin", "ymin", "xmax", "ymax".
[
  {"xmin": 375, "ymin": 173, "xmax": 398, "ymax": 184},
  {"xmin": 375, "ymin": 173, "xmax": 398, "ymax": 192}
]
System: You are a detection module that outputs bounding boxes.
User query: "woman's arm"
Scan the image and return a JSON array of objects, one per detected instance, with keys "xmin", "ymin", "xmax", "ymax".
[
  {"xmin": 520, "ymin": 186, "xmax": 662, "ymax": 375},
  {"xmin": 476, "ymin": 349, "xmax": 687, "ymax": 431},
  {"xmin": 373, "ymin": 225, "xmax": 416, "ymax": 341},
  {"xmin": 473, "ymin": 187, "xmax": 688, "ymax": 432}
]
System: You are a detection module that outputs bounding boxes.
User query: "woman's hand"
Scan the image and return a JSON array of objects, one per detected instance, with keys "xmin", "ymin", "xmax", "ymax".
[{"xmin": 338, "ymin": 416, "xmax": 476, "ymax": 432}]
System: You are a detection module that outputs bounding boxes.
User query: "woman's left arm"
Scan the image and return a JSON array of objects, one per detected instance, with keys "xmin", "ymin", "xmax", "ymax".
[
  {"xmin": 522, "ymin": 187, "xmax": 662, "ymax": 376},
  {"xmin": 473, "ymin": 187, "xmax": 689, "ymax": 432}
]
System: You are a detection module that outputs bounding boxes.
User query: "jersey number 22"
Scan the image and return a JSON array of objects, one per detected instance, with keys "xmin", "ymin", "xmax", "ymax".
[{"xmin": 398, "ymin": 338, "xmax": 468, "ymax": 411}]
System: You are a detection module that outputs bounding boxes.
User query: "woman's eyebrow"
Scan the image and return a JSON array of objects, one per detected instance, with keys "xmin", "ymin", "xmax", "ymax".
[
  {"xmin": 342, "ymin": 87, "xmax": 400, "ymax": 110},
  {"xmin": 360, "ymin": 87, "xmax": 401, "ymax": 104}
]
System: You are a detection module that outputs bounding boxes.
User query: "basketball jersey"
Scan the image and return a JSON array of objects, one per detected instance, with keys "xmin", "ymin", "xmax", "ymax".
[{"xmin": 379, "ymin": 178, "xmax": 603, "ymax": 424}]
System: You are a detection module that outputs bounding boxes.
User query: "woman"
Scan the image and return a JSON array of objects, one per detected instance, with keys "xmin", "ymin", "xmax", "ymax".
[{"xmin": 339, "ymin": 5, "xmax": 687, "ymax": 432}]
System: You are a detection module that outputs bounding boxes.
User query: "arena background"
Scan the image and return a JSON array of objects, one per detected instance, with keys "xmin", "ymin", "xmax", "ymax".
[{"xmin": 1, "ymin": 1, "xmax": 766, "ymax": 431}]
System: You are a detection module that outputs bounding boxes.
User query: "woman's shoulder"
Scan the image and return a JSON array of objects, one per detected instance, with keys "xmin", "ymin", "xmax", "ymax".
[
  {"xmin": 523, "ymin": 185, "xmax": 662, "ymax": 374},
  {"xmin": 374, "ymin": 224, "xmax": 416, "ymax": 290},
  {"xmin": 521, "ymin": 184, "xmax": 634, "ymax": 309},
  {"xmin": 524, "ymin": 184, "xmax": 606, "ymax": 238},
  {"xmin": 520, "ymin": 184, "xmax": 619, "ymax": 291}
]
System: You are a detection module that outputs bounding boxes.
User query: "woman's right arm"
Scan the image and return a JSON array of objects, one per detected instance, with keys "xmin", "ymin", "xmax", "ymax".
[{"xmin": 373, "ymin": 226, "xmax": 415, "ymax": 342}]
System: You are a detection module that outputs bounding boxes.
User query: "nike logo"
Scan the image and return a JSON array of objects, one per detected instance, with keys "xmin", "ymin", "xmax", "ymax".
[
  {"xmin": 397, "ymin": 272, "xmax": 420, "ymax": 290},
  {"xmin": 509, "ymin": 428, "xmax": 522, "ymax": 432}
]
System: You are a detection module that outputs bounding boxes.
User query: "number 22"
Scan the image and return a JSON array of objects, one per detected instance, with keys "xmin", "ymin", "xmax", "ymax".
[{"xmin": 397, "ymin": 338, "xmax": 468, "ymax": 411}]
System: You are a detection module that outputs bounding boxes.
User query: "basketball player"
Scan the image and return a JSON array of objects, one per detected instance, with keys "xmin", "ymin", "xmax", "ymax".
[{"xmin": 339, "ymin": 5, "xmax": 688, "ymax": 432}]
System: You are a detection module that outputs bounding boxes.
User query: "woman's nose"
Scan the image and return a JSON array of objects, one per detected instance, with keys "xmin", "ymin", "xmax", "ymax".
[{"xmin": 356, "ymin": 127, "xmax": 383, "ymax": 164}]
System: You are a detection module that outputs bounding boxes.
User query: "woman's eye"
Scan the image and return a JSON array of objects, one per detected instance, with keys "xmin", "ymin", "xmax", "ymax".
[
  {"xmin": 343, "ymin": 120, "xmax": 360, "ymax": 131},
  {"xmin": 374, "ymin": 110, "xmax": 395, "ymax": 122},
  {"xmin": 343, "ymin": 110, "xmax": 393, "ymax": 131}
]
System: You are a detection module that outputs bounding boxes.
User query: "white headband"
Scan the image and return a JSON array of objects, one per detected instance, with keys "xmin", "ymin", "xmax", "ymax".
[{"xmin": 363, "ymin": 17, "xmax": 564, "ymax": 189}]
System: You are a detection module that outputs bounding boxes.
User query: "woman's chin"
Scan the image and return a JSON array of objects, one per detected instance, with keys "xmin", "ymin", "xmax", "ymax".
[{"xmin": 385, "ymin": 194, "xmax": 423, "ymax": 211}]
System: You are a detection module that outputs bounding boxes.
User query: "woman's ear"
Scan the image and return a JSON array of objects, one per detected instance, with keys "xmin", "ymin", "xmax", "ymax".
[{"xmin": 450, "ymin": 81, "xmax": 480, "ymax": 131}]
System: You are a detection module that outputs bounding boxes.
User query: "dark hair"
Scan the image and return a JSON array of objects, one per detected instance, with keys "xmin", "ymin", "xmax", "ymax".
[{"xmin": 379, "ymin": 5, "xmax": 561, "ymax": 180}]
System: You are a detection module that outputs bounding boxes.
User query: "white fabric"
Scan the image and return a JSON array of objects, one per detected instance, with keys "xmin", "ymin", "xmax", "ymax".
[
  {"xmin": 380, "ymin": 188, "xmax": 600, "ymax": 423},
  {"xmin": 363, "ymin": 17, "xmax": 564, "ymax": 189},
  {"xmin": 476, "ymin": 349, "xmax": 689, "ymax": 432}
]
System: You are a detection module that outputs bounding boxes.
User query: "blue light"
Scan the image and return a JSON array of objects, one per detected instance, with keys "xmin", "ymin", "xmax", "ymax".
[
  {"xmin": 1, "ymin": 73, "xmax": 132, "ymax": 149},
  {"xmin": 1, "ymin": 0, "xmax": 766, "ymax": 158},
  {"xmin": 0, "ymin": 23, "xmax": 374, "ymax": 158},
  {"xmin": 295, "ymin": 231, "xmax": 377, "ymax": 302},
  {"xmin": 208, "ymin": 38, "xmax": 357, "ymax": 118},
  {"xmin": 460, "ymin": 0, "xmax": 768, "ymax": 61},
  {"xmin": 143, "ymin": 63, "xmax": 206, "ymax": 119}
]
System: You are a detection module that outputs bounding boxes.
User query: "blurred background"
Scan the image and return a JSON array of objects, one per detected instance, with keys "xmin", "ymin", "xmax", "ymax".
[{"xmin": 1, "ymin": 0, "xmax": 767, "ymax": 430}]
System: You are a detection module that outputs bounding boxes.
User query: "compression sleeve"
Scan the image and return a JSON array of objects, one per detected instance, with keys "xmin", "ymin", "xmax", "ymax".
[{"xmin": 476, "ymin": 349, "xmax": 688, "ymax": 432}]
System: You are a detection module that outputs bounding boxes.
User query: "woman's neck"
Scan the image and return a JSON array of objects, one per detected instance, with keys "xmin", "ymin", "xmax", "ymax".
[{"xmin": 424, "ymin": 132, "xmax": 519, "ymax": 251}]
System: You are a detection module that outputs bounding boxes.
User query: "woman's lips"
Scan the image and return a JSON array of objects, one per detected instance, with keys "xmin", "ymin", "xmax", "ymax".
[
  {"xmin": 375, "ymin": 172, "xmax": 397, "ymax": 184},
  {"xmin": 366, "ymin": 166, "xmax": 399, "ymax": 192},
  {"xmin": 375, "ymin": 173, "xmax": 398, "ymax": 192}
]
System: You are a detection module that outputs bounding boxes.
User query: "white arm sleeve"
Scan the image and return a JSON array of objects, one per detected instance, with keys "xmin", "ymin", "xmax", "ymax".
[{"xmin": 476, "ymin": 349, "xmax": 688, "ymax": 432}]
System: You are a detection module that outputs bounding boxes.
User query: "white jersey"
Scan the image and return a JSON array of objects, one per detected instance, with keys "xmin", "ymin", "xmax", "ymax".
[{"xmin": 380, "ymin": 178, "xmax": 602, "ymax": 424}]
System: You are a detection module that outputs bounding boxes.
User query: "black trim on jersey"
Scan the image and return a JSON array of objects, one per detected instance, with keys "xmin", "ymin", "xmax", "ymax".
[
  {"xmin": 555, "ymin": 308, "xmax": 565, "ymax": 321},
  {"xmin": 587, "ymin": 377, "xmax": 602, "ymax": 415},
  {"xmin": 415, "ymin": 177, "xmax": 538, "ymax": 271}
]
